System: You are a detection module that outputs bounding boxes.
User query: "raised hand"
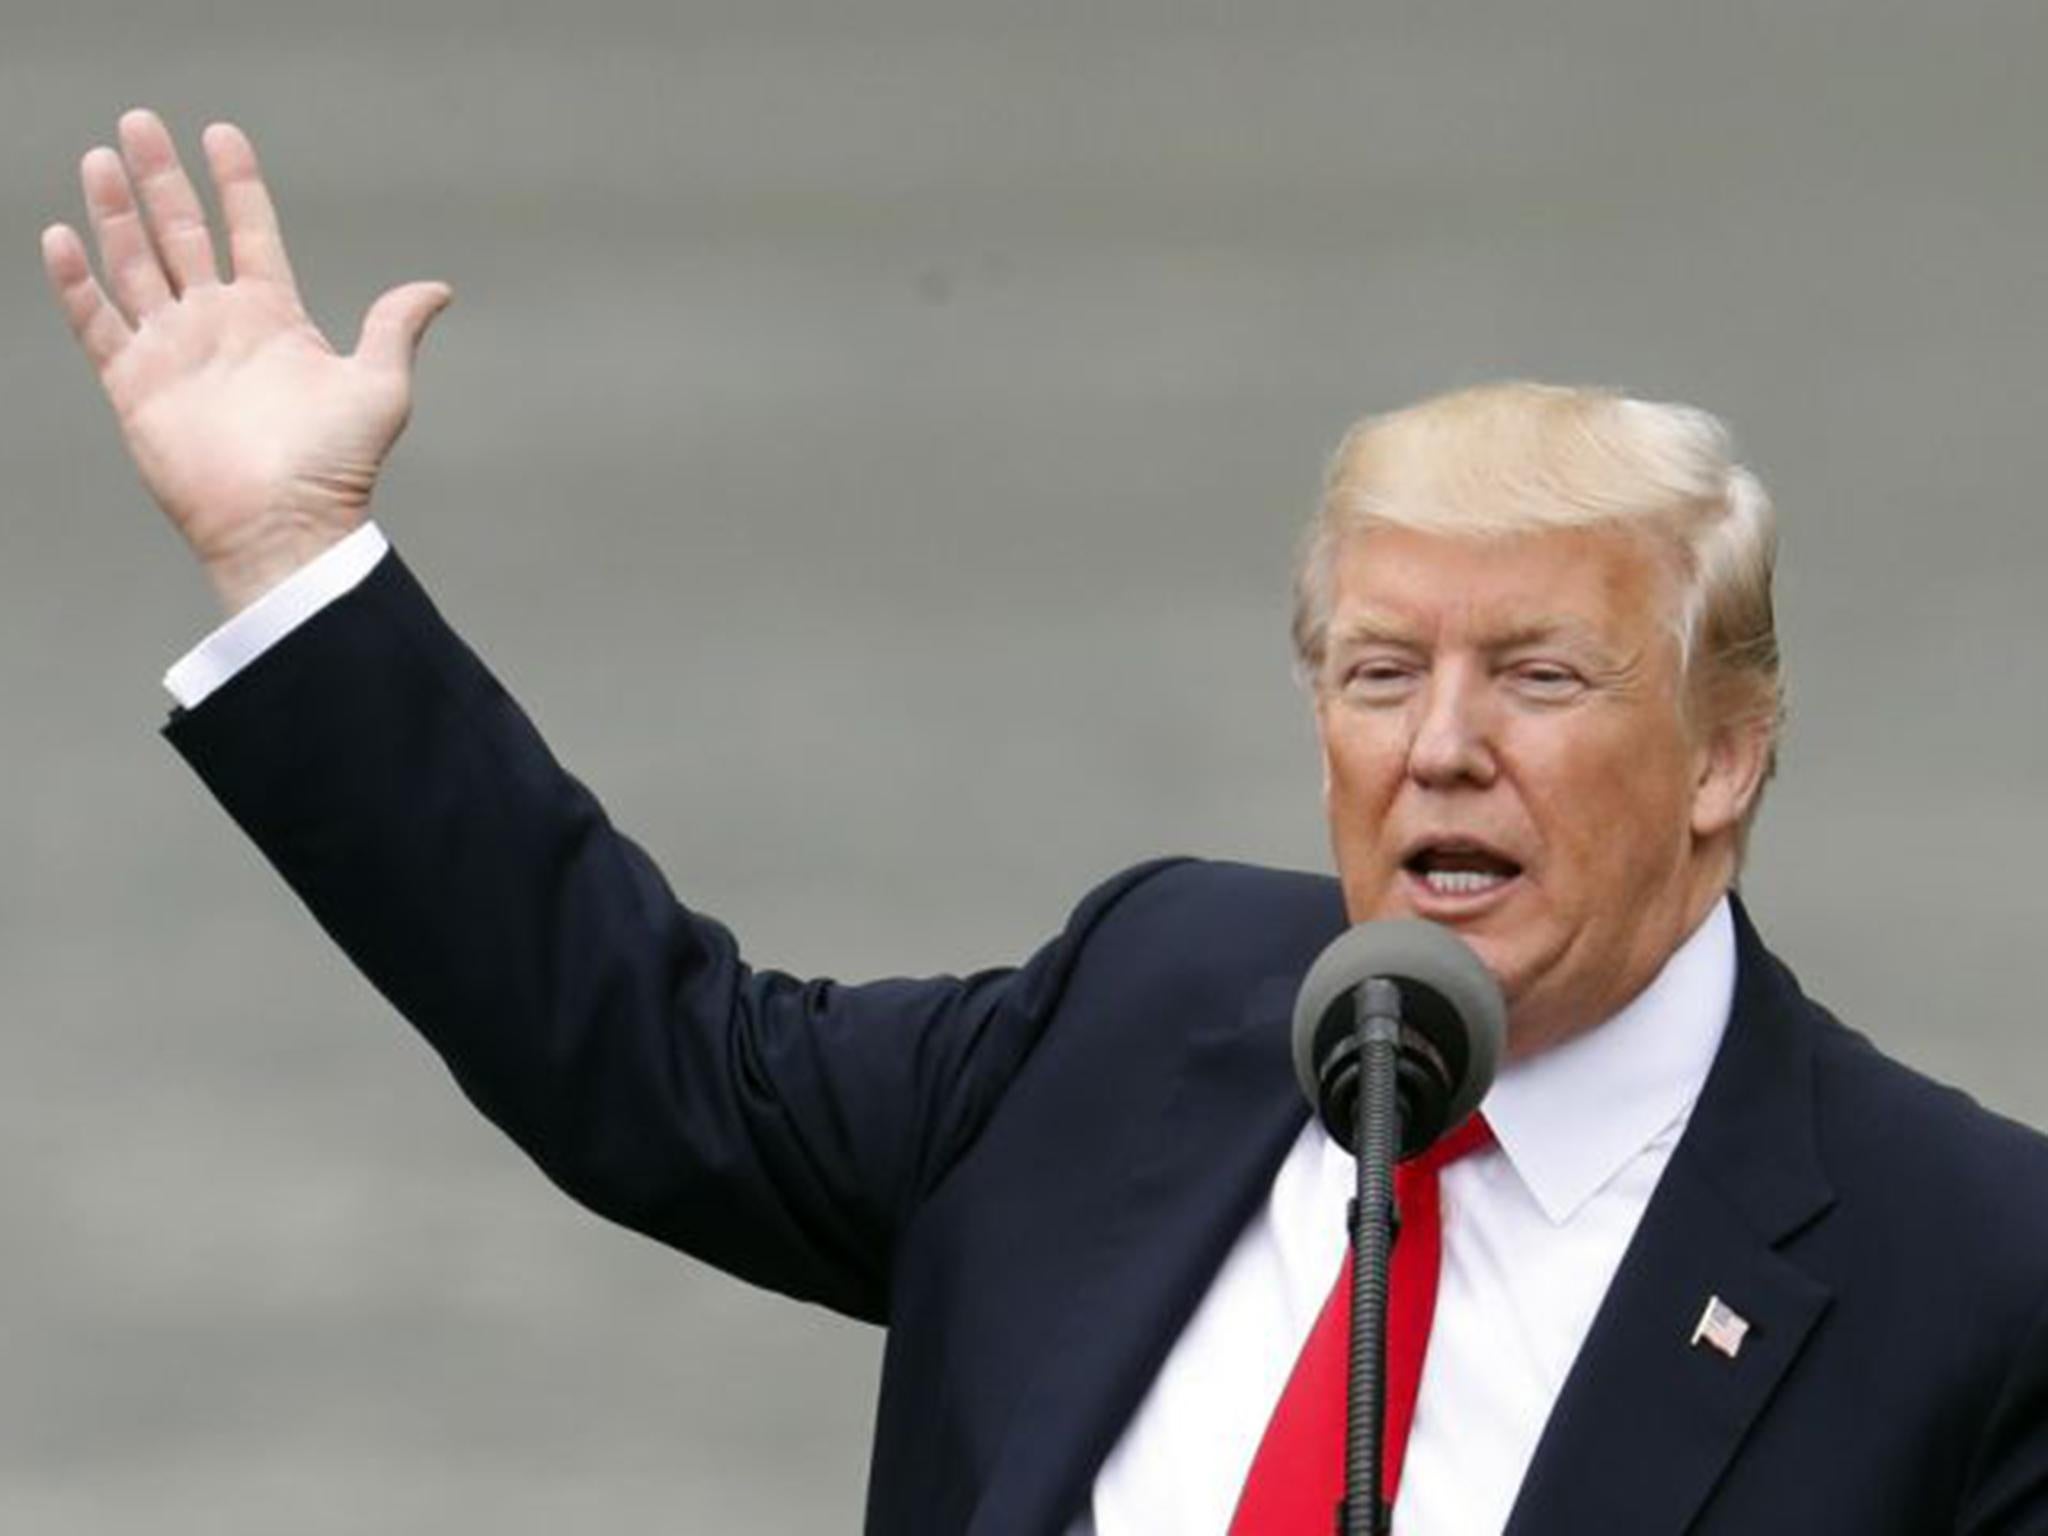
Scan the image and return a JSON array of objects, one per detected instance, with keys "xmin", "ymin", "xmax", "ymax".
[{"xmin": 41, "ymin": 109, "xmax": 451, "ymax": 614}]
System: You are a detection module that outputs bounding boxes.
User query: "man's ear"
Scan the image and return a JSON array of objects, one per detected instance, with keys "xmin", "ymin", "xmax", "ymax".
[
  {"xmin": 1691, "ymin": 715, "xmax": 1774, "ymax": 840},
  {"xmin": 1312, "ymin": 695, "xmax": 1334, "ymax": 807}
]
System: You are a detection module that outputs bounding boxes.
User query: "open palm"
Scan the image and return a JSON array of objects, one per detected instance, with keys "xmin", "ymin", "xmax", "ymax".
[{"xmin": 42, "ymin": 110, "xmax": 449, "ymax": 613}]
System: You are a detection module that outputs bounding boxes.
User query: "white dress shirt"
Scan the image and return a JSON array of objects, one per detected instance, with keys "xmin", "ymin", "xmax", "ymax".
[
  {"xmin": 162, "ymin": 522, "xmax": 391, "ymax": 708},
  {"xmin": 164, "ymin": 536, "xmax": 1736, "ymax": 1535}
]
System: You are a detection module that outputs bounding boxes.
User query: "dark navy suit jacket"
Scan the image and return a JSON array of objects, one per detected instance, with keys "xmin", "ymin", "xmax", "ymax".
[{"xmin": 166, "ymin": 552, "xmax": 2048, "ymax": 1534}]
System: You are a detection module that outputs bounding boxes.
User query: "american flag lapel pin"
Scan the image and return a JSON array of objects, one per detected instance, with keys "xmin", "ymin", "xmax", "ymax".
[{"xmin": 1691, "ymin": 1294, "xmax": 1750, "ymax": 1359}]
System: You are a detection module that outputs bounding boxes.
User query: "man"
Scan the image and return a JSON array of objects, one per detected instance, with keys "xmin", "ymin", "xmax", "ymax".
[{"xmin": 44, "ymin": 109, "xmax": 2048, "ymax": 1533}]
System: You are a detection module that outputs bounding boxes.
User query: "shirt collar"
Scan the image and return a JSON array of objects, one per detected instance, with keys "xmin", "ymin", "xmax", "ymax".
[{"xmin": 1478, "ymin": 896, "xmax": 1736, "ymax": 1225}]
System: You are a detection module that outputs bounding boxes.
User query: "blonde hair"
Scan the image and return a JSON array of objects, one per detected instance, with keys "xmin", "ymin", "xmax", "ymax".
[{"xmin": 1293, "ymin": 381, "xmax": 1783, "ymax": 812}]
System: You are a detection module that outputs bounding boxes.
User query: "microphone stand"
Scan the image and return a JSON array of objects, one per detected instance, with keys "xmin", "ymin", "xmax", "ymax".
[{"xmin": 1341, "ymin": 977, "xmax": 1404, "ymax": 1536}]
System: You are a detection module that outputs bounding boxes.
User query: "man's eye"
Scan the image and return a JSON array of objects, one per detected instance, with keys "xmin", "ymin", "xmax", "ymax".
[
  {"xmin": 1358, "ymin": 663, "xmax": 1408, "ymax": 681},
  {"xmin": 1343, "ymin": 661, "xmax": 1415, "ymax": 692},
  {"xmin": 1510, "ymin": 663, "xmax": 1583, "ymax": 696}
]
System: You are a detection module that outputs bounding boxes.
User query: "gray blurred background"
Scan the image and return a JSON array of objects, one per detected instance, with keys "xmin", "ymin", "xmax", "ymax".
[{"xmin": 6, "ymin": 0, "xmax": 2046, "ymax": 1529}]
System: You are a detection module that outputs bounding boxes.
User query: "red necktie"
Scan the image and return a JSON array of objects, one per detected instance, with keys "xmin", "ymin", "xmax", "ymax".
[{"xmin": 1228, "ymin": 1114, "xmax": 1494, "ymax": 1534}]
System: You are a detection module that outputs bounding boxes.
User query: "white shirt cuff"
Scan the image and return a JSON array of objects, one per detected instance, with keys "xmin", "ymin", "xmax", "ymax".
[{"xmin": 162, "ymin": 523, "xmax": 391, "ymax": 708}]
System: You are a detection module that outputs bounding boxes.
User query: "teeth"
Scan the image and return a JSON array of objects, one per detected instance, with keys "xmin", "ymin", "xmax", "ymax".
[{"xmin": 1422, "ymin": 869, "xmax": 1509, "ymax": 895}]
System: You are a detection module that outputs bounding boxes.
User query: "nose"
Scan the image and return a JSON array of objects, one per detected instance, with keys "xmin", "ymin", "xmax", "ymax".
[{"xmin": 1406, "ymin": 663, "xmax": 1498, "ymax": 788}]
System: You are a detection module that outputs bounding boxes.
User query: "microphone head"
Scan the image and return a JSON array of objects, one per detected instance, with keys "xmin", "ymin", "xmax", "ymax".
[{"xmin": 1291, "ymin": 919, "xmax": 1506, "ymax": 1159}]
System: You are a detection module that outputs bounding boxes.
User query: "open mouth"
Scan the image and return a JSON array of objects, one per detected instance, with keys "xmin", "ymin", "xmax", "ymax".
[{"xmin": 1401, "ymin": 841, "xmax": 1524, "ymax": 904}]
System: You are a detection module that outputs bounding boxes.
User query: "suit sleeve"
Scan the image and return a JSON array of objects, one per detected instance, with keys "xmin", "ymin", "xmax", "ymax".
[{"xmin": 163, "ymin": 549, "xmax": 1179, "ymax": 1325}]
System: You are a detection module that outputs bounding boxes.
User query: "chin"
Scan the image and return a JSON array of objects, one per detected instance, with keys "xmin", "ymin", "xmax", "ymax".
[{"xmin": 1453, "ymin": 933, "xmax": 1521, "ymax": 992}]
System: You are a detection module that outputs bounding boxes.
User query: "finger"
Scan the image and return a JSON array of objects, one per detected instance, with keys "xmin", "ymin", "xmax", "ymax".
[
  {"xmin": 80, "ymin": 144, "xmax": 174, "ymax": 322},
  {"xmin": 40, "ymin": 223, "xmax": 134, "ymax": 373},
  {"xmin": 117, "ymin": 107, "xmax": 220, "ymax": 293},
  {"xmin": 354, "ymin": 281, "xmax": 453, "ymax": 374},
  {"xmin": 201, "ymin": 121, "xmax": 297, "ymax": 288}
]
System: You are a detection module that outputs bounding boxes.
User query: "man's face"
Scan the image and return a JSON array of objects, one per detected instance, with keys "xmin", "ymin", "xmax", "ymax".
[{"xmin": 1314, "ymin": 523, "xmax": 1756, "ymax": 1057}]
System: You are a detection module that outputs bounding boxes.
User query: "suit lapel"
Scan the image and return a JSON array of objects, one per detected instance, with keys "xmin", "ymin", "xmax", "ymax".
[
  {"xmin": 970, "ymin": 974, "xmax": 1310, "ymax": 1536},
  {"xmin": 1504, "ymin": 901, "xmax": 1837, "ymax": 1535}
]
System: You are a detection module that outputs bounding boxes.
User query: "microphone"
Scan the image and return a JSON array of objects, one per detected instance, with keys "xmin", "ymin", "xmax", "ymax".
[
  {"xmin": 1289, "ymin": 919, "xmax": 1506, "ymax": 1535},
  {"xmin": 1291, "ymin": 918, "xmax": 1506, "ymax": 1161}
]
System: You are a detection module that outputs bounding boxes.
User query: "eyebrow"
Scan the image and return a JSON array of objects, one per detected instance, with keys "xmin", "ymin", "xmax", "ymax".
[{"xmin": 1329, "ymin": 612, "xmax": 1610, "ymax": 651}]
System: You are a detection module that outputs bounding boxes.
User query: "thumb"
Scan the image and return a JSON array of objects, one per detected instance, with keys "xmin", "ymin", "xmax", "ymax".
[{"xmin": 354, "ymin": 280, "xmax": 453, "ymax": 373}]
